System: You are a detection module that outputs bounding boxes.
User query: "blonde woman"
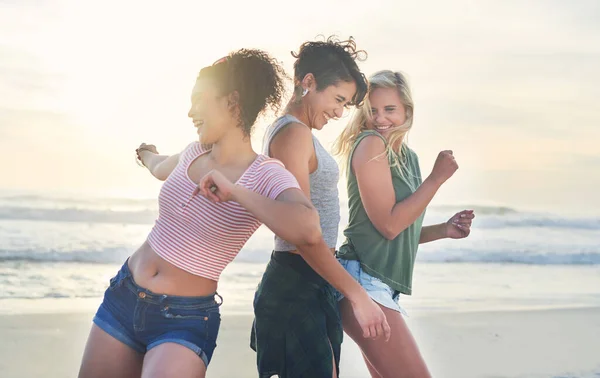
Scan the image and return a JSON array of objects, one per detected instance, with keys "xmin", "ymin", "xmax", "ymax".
[{"xmin": 333, "ymin": 70, "xmax": 475, "ymax": 377}]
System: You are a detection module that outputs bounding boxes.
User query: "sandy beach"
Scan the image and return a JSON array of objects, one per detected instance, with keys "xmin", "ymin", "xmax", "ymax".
[{"xmin": 1, "ymin": 307, "xmax": 599, "ymax": 378}]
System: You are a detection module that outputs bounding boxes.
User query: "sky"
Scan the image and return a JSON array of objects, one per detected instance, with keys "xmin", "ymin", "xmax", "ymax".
[{"xmin": 1, "ymin": 0, "xmax": 599, "ymax": 215}]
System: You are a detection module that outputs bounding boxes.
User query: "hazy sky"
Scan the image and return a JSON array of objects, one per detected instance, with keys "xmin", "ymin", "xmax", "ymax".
[{"xmin": 1, "ymin": 0, "xmax": 599, "ymax": 215}]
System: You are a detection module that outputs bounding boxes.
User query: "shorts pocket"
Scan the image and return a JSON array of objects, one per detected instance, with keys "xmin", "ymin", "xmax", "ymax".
[
  {"xmin": 161, "ymin": 305, "xmax": 216, "ymax": 321},
  {"xmin": 108, "ymin": 271, "xmax": 127, "ymax": 291}
]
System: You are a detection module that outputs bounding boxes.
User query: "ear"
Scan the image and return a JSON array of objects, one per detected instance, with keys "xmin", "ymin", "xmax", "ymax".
[{"xmin": 301, "ymin": 73, "xmax": 317, "ymax": 92}]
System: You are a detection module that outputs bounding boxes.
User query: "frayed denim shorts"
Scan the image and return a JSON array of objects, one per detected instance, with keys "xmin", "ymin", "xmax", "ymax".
[
  {"xmin": 93, "ymin": 260, "xmax": 222, "ymax": 367},
  {"xmin": 336, "ymin": 258, "xmax": 408, "ymax": 316}
]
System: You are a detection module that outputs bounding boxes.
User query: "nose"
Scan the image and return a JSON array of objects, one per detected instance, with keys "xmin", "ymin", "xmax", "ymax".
[
  {"xmin": 374, "ymin": 112, "xmax": 385, "ymax": 124},
  {"xmin": 187, "ymin": 107, "xmax": 193, "ymax": 118},
  {"xmin": 333, "ymin": 107, "xmax": 343, "ymax": 119}
]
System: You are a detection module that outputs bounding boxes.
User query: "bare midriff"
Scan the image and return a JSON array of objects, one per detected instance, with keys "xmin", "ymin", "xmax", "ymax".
[{"xmin": 127, "ymin": 240, "xmax": 218, "ymax": 297}]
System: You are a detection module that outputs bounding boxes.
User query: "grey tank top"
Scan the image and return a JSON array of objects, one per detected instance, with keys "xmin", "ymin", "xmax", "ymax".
[{"xmin": 262, "ymin": 114, "xmax": 340, "ymax": 250}]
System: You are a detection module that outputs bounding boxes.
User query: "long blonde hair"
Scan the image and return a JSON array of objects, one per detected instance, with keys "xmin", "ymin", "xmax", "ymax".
[{"xmin": 332, "ymin": 70, "xmax": 414, "ymax": 175}]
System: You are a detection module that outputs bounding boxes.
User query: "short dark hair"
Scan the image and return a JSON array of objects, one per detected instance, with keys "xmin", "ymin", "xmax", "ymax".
[
  {"xmin": 292, "ymin": 36, "xmax": 368, "ymax": 106},
  {"xmin": 197, "ymin": 49, "xmax": 287, "ymax": 136}
]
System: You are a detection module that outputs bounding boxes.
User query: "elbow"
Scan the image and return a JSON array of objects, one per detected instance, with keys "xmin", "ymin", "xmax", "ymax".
[
  {"xmin": 152, "ymin": 168, "xmax": 168, "ymax": 181},
  {"xmin": 379, "ymin": 223, "xmax": 400, "ymax": 241},
  {"xmin": 295, "ymin": 208, "xmax": 323, "ymax": 246},
  {"xmin": 382, "ymin": 230, "xmax": 397, "ymax": 241},
  {"xmin": 303, "ymin": 223, "xmax": 323, "ymax": 246}
]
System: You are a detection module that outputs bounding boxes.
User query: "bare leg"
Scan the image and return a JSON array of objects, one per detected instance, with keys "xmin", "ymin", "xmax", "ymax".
[
  {"xmin": 78, "ymin": 324, "xmax": 143, "ymax": 378},
  {"xmin": 340, "ymin": 298, "xmax": 431, "ymax": 378},
  {"xmin": 141, "ymin": 343, "xmax": 207, "ymax": 378},
  {"xmin": 361, "ymin": 350, "xmax": 383, "ymax": 378}
]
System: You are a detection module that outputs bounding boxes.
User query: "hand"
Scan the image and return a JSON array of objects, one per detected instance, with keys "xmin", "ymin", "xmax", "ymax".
[
  {"xmin": 350, "ymin": 293, "xmax": 391, "ymax": 341},
  {"xmin": 194, "ymin": 169, "xmax": 236, "ymax": 202},
  {"xmin": 430, "ymin": 150, "xmax": 458, "ymax": 185},
  {"xmin": 445, "ymin": 209, "xmax": 475, "ymax": 239},
  {"xmin": 136, "ymin": 143, "xmax": 158, "ymax": 166}
]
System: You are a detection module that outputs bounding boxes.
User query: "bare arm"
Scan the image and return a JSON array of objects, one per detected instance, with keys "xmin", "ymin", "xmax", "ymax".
[
  {"xmin": 223, "ymin": 184, "xmax": 390, "ymax": 339},
  {"xmin": 267, "ymin": 123, "xmax": 390, "ymax": 339},
  {"xmin": 231, "ymin": 186, "xmax": 322, "ymax": 246},
  {"xmin": 269, "ymin": 123, "xmax": 313, "ymax": 197},
  {"xmin": 137, "ymin": 143, "xmax": 180, "ymax": 181},
  {"xmin": 419, "ymin": 224, "xmax": 447, "ymax": 244},
  {"xmin": 228, "ymin": 185, "xmax": 383, "ymax": 305},
  {"xmin": 196, "ymin": 129, "xmax": 391, "ymax": 340},
  {"xmin": 353, "ymin": 135, "xmax": 458, "ymax": 240},
  {"xmin": 420, "ymin": 210, "xmax": 475, "ymax": 243},
  {"xmin": 197, "ymin": 174, "xmax": 376, "ymax": 299}
]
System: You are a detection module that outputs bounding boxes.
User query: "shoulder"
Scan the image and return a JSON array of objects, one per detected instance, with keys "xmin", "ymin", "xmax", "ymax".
[
  {"xmin": 268, "ymin": 122, "xmax": 314, "ymax": 163},
  {"xmin": 254, "ymin": 155, "xmax": 290, "ymax": 175},
  {"xmin": 354, "ymin": 132, "xmax": 387, "ymax": 159},
  {"xmin": 356, "ymin": 130, "xmax": 386, "ymax": 145},
  {"xmin": 271, "ymin": 122, "xmax": 312, "ymax": 144},
  {"xmin": 178, "ymin": 141, "xmax": 202, "ymax": 162},
  {"xmin": 251, "ymin": 155, "xmax": 300, "ymax": 195}
]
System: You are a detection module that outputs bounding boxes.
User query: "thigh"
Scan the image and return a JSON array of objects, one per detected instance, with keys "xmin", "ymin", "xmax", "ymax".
[
  {"xmin": 339, "ymin": 298, "xmax": 431, "ymax": 378},
  {"xmin": 78, "ymin": 324, "xmax": 144, "ymax": 378},
  {"xmin": 361, "ymin": 350, "xmax": 383, "ymax": 378},
  {"xmin": 142, "ymin": 343, "xmax": 206, "ymax": 378}
]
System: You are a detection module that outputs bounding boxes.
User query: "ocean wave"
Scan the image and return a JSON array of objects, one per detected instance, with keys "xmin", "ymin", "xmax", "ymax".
[
  {"xmin": 0, "ymin": 293, "xmax": 102, "ymax": 300},
  {"xmin": 417, "ymin": 249, "xmax": 600, "ymax": 265},
  {"xmin": 0, "ymin": 247, "xmax": 131, "ymax": 264},
  {"xmin": 0, "ymin": 206, "xmax": 157, "ymax": 224},
  {"xmin": 0, "ymin": 194, "xmax": 157, "ymax": 207},
  {"xmin": 1, "ymin": 203, "xmax": 599, "ymax": 231},
  {"xmin": 473, "ymin": 215, "xmax": 600, "ymax": 230},
  {"xmin": 430, "ymin": 205, "xmax": 518, "ymax": 215},
  {"xmin": 2, "ymin": 247, "xmax": 599, "ymax": 266}
]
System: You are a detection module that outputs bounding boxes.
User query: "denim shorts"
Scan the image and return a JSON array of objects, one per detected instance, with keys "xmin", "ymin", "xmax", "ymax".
[
  {"xmin": 336, "ymin": 259, "xmax": 408, "ymax": 316},
  {"xmin": 93, "ymin": 260, "xmax": 222, "ymax": 367}
]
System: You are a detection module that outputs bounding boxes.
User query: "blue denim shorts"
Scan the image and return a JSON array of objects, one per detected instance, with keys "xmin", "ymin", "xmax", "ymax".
[
  {"xmin": 93, "ymin": 260, "xmax": 222, "ymax": 367},
  {"xmin": 336, "ymin": 259, "xmax": 408, "ymax": 316}
]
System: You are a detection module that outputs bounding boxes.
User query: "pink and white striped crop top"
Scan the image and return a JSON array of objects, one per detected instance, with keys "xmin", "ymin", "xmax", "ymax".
[{"xmin": 147, "ymin": 142, "xmax": 300, "ymax": 280}]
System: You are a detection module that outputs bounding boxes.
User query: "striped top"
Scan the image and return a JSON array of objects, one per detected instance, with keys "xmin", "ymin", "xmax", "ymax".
[{"xmin": 147, "ymin": 142, "xmax": 300, "ymax": 281}]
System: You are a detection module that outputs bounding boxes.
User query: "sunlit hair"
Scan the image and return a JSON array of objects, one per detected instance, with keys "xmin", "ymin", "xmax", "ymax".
[
  {"xmin": 291, "ymin": 35, "xmax": 368, "ymax": 107},
  {"xmin": 333, "ymin": 70, "xmax": 414, "ymax": 176},
  {"xmin": 197, "ymin": 49, "xmax": 287, "ymax": 137}
]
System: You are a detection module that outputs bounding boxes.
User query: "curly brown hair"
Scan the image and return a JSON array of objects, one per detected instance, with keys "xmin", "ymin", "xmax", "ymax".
[
  {"xmin": 197, "ymin": 49, "xmax": 287, "ymax": 136},
  {"xmin": 291, "ymin": 36, "xmax": 368, "ymax": 106}
]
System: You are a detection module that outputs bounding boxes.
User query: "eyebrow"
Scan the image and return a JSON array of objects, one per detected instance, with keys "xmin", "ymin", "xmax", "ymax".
[{"xmin": 371, "ymin": 105, "xmax": 397, "ymax": 110}]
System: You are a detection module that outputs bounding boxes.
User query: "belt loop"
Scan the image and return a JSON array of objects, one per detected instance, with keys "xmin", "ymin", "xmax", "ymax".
[{"xmin": 214, "ymin": 292, "xmax": 224, "ymax": 306}]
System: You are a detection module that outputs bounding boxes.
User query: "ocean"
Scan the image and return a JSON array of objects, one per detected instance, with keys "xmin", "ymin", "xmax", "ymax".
[{"xmin": 1, "ymin": 192, "xmax": 598, "ymax": 317}]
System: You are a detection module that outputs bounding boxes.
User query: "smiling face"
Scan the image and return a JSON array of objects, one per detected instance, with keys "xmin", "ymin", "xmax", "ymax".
[
  {"xmin": 187, "ymin": 77, "xmax": 237, "ymax": 145},
  {"xmin": 301, "ymin": 78, "xmax": 357, "ymax": 130},
  {"xmin": 366, "ymin": 87, "xmax": 408, "ymax": 139}
]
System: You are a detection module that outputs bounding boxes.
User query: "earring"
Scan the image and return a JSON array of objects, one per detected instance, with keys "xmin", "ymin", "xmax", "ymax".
[{"xmin": 302, "ymin": 88, "xmax": 309, "ymax": 97}]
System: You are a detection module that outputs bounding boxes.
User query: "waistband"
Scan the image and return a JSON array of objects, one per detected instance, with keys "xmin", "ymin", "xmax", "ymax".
[
  {"xmin": 271, "ymin": 251, "xmax": 326, "ymax": 286},
  {"xmin": 111, "ymin": 259, "xmax": 223, "ymax": 310}
]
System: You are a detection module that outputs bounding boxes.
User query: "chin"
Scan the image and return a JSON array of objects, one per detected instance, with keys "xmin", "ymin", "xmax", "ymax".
[
  {"xmin": 314, "ymin": 119, "xmax": 328, "ymax": 130},
  {"xmin": 199, "ymin": 134, "xmax": 215, "ymax": 145}
]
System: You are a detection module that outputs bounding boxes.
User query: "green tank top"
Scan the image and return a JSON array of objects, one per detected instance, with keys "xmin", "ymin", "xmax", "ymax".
[{"xmin": 337, "ymin": 131, "xmax": 425, "ymax": 295}]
